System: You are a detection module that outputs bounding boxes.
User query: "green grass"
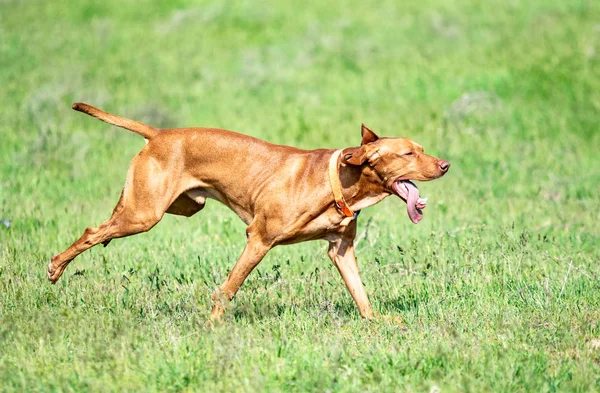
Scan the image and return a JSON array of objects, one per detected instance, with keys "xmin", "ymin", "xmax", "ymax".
[{"xmin": 1, "ymin": 0, "xmax": 600, "ymax": 391}]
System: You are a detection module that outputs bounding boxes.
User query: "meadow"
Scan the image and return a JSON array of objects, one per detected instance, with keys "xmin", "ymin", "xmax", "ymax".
[{"xmin": 1, "ymin": 0, "xmax": 599, "ymax": 391}]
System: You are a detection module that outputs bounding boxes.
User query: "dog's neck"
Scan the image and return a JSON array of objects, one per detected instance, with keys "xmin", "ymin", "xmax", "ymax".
[{"xmin": 338, "ymin": 163, "xmax": 391, "ymax": 212}]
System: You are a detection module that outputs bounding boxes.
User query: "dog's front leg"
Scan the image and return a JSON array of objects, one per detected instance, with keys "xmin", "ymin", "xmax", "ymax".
[
  {"xmin": 210, "ymin": 232, "xmax": 271, "ymax": 320},
  {"xmin": 327, "ymin": 224, "xmax": 374, "ymax": 320}
]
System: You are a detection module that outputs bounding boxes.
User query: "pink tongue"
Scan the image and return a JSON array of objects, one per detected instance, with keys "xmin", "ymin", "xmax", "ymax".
[{"xmin": 404, "ymin": 181, "xmax": 423, "ymax": 224}]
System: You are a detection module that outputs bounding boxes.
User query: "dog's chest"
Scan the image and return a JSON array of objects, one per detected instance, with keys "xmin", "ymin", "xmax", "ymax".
[{"xmin": 278, "ymin": 210, "xmax": 350, "ymax": 244}]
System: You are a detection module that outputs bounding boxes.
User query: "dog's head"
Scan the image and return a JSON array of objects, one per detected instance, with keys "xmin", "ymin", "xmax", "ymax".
[{"xmin": 341, "ymin": 124, "xmax": 450, "ymax": 224}]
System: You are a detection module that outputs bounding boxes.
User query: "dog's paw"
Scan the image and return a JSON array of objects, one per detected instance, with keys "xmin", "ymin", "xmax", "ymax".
[{"xmin": 47, "ymin": 256, "xmax": 66, "ymax": 284}]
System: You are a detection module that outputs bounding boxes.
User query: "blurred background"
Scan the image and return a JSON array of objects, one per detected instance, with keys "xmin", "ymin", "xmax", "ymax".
[
  {"xmin": 2, "ymin": 0, "xmax": 598, "ymax": 236},
  {"xmin": 1, "ymin": 0, "xmax": 599, "ymax": 391}
]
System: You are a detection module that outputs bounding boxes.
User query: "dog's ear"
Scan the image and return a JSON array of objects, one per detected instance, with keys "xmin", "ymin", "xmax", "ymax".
[
  {"xmin": 361, "ymin": 124, "xmax": 379, "ymax": 145},
  {"xmin": 341, "ymin": 124, "xmax": 380, "ymax": 165},
  {"xmin": 341, "ymin": 145, "xmax": 380, "ymax": 166},
  {"xmin": 342, "ymin": 147, "xmax": 367, "ymax": 165}
]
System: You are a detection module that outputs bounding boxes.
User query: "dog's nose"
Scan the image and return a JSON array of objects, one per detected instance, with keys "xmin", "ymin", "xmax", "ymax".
[{"xmin": 439, "ymin": 160, "xmax": 450, "ymax": 172}]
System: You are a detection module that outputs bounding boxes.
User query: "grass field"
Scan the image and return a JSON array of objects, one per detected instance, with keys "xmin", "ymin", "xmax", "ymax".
[{"xmin": 1, "ymin": 0, "xmax": 600, "ymax": 391}]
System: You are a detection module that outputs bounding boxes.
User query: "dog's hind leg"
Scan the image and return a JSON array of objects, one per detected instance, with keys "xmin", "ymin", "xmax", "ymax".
[{"xmin": 48, "ymin": 153, "xmax": 180, "ymax": 284}]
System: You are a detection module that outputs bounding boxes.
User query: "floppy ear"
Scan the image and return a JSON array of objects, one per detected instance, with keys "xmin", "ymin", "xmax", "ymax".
[
  {"xmin": 341, "ymin": 146, "xmax": 368, "ymax": 165},
  {"xmin": 341, "ymin": 144, "xmax": 380, "ymax": 166},
  {"xmin": 341, "ymin": 124, "xmax": 380, "ymax": 165},
  {"xmin": 361, "ymin": 124, "xmax": 379, "ymax": 145}
]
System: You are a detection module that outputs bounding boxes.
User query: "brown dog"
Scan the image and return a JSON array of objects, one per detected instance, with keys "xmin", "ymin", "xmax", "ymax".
[{"xmin": 48, "ymin": 103, "xmax": 450, "ymax": 319}]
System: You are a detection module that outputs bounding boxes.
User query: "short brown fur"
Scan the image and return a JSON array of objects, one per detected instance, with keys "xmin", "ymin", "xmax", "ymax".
[{"xmin": 49, "ymin": 104, "xmax": 450, "ymax": 319}]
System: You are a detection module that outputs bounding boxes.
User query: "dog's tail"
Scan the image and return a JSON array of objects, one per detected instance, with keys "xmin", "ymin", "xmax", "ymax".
[{"xmin": 72, "ymin": 102, "xmax": 159, "ymax": 140}]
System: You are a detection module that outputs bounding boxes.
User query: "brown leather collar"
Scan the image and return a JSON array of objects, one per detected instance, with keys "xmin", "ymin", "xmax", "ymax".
[{"xmin": 329, "ymin": 150, "xmax": 355, "ymax": 223}]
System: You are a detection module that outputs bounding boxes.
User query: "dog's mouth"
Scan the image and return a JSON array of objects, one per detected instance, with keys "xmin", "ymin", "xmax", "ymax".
[{"xmin": 392, "ymin": 179, "xmax": 428, "ymax": 224}]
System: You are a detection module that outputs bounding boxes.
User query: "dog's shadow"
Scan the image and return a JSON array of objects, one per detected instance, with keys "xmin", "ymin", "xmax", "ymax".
[
  {"xmin": 227, "ymin": 298, "xmax": 367, "ymax": 323},
  {"xmin": 225, "ymin": 294, "xmax": 423, "ymax": 324},
  {"xmin": 379, "ymin": 293, "xmax": 423, "ymax": 313}
]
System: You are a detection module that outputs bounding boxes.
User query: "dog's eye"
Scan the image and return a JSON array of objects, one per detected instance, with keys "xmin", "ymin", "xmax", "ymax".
[{"xmin": 403, "ymin": 151, "xmax": 414, "ymax": 156}]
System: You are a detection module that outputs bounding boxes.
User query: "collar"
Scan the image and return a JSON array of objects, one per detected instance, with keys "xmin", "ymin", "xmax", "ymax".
[{"xmin": 328, "ymin": 150, "xmax": 358, "ymax": 225}]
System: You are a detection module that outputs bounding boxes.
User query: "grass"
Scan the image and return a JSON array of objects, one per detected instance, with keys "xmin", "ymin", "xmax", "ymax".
[{"xmin": 1, "ymin": 0, "xmax": 600, "ymax": 391}]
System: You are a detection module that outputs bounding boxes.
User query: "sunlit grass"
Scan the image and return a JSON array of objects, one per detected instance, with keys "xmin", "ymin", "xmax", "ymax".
[{"xmin": 1, "ymin": 0, "xmax": 599, "ymax": 391}]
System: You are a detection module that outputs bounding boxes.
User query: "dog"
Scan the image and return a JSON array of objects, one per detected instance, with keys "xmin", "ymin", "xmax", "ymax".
[{"xmin": 48, "ymin": 103, "xmax": 450, "ymax": 319}]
